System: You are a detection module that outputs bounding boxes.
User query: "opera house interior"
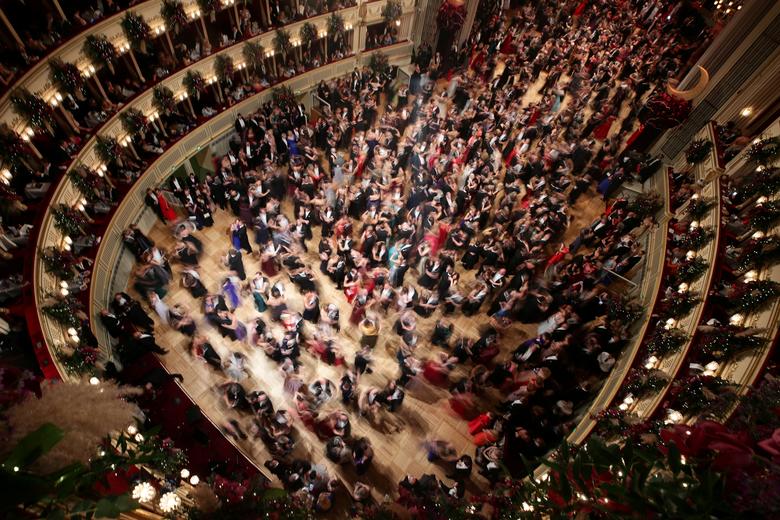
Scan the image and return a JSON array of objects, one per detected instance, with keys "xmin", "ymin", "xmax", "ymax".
[{"xmin": 1, "ymin": 0, "xmax": 779, "ymax": 518}]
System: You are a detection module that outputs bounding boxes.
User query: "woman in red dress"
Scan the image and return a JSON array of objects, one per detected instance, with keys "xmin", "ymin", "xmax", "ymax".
[{"xmin": 156, "ymin": 189, "xmax": 177, "ymax": 222}]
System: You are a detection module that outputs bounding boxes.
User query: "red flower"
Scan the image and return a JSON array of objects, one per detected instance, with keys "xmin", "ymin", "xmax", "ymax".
[{"xmin": 758, "ymin": 428, "xmax": 780, "ymax": 462}]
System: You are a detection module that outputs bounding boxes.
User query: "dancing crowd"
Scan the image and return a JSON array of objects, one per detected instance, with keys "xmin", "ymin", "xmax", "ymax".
[{"xmin": 101, "ymin": 0, "xmax": 710, "ymax": 514}]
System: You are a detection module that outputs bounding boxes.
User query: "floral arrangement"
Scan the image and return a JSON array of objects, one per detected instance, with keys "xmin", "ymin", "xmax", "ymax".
[
  {"xmin": 673, "ymin": 256, "xmax": 709, "ymax": 284},
  {"xmin": 119, "ymin": 108, "xmax": 147, "ymax": 136},
  {"xmin": 55, "ymin": 343, "xmax": 100, "ymax": 376},
  {"xmin": 299, "ymin": 22, "xmax": 318, "ymax": 49},
  {"xmin": 273, "ymin": 28, "xmax": 293, "ymax": 56},
  {"xmin": 67, "ymin": 169, "xmax": 101, "ymax": 202},
  {"xmin": 381, "ymin": 0, "xmax": 402, "ymax": 24},
  {"xmin": 39, "ymin": 247, "xmax": 75, "ymax": 279},
  {"xmin": 120, "ymin": 12, "xmax": 150, "ymax": 50},
  {"xmin": 621, "ymin": 368, "xmax": 669, "ymax": 399},
  {"xmin": 751, "ymin": 200, "xmax": 780, "ymax": 231},
  {"xmin": 437, "ymin": 0, "xmax": 467, "ymax": 32},
  {"xmin": 675, "ymin": 226, "xmax": 714, "ymax": 251},
  {"xmin": 52, "ymin": 204, "xmax": 88, "ymax": 237},
  {"xmin": 369, "ymin": 51, "xmax": 390, "ymax": 75},
  {"xmin": 327, "ymin": 12, "xmax": 345, "ymax": 36},
  {"xmin": 699, "ymin": 328, "xmax": 766, "ymax": 361},
  {"xmin": 214, "ymin": 54, "xmax": 234, "ymax": 82},
  {"xmin": 640, "ymin": 91, "xmax": 691, "ymax": 129},
  {"xmin": 668, "ymin": 375, "xmax": 735, "ymax": 416},
  {"xmin": 242, "ymin": 42, "xmax": 265, "ymax": 74},
  {"xmin": 0, "ymin": 125, "xmax": 27, "ymax": 169},
  {"xmin": 48, "ymin": 58, "xmax": 85, "ymax": 96},
  {"xmin": 10, "ymin": 88, "xmax": 53, "ymax": 130},
  {"xmin": 271, "ymin": 85, "xmax": 296, "ymax": 109},
  {"xmin": 607, "ymin": 295, "xmax": 644, "ymax": 327},
  {"xmin": 183, "ymin": 70, "xmax": 206, "ymax": 98},
  {"xmin": 735, "ymin": 166, "xmax": 780, "ymax": 201},
  {"xmin": 736, "ymin": 234, "xmax": 780, "ymax": 272},
  {"xmin": 626, "ymin": 191, "xmax": 662, "ymax": 218},
  {"xmin": 728, "ymin": 279, "xmax": 780, "ymax": 314},
  {"xmin": 745, "ymin": 136, "xmax": 780, "ymax": 166},
  {"xmin": 152, "ymin": 85, "xmax": 176, "ymax": 114},
  {"xmin": 686, "ymin": 196, "xmax": 715, "ymax": 220},
  {"xmin": 196, "ymin": 0, "xmax": 219, "ymax": 14},
  {"xmin": 83, "ymin": 35, "xmax": 117, "ymax": 68},
  {"xmin": 42, "ymin": 299, "xmax": 81, "ymax": 329},
  {"xmin": 160, "ymin": 0, "xmax": 187, "ymax": 31},
  {"xmin": 685, "ymin": 139, "xmax": 713, "ymax": 165},
  {"xmin": 95, "ymin": 135, "xmax": 121, "ymax": 165},
  {"xmin": 646, "ymin": 327, "xmax": 688, "ymax": 356},
  {"xmin": 662, "ymin": 291, "xmax": 701, "ymax": 318}
]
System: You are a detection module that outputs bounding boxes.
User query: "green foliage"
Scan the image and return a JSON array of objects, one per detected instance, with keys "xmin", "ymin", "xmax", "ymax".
[
  {"xmin": 737, "ymin": 235, "xmax": 780, "ymax": 272},
  {"xmin": 299, "ymin": 22, "xmax": 318, "ymax": 49},
  {"xmin": 729, "ymin": 279, "xmax": 780, "ymax": 314},
  {"xmin": 674, "ymin": 256, "xmax": 709, "ymax": 284},
  {"xmin": 95, "ymin": 135, "xmax": 120, "ymax": 165},
  {"xmin": 55, "ymin": 344, "xmax": 100, "ymax": 376},
  {"xmin": 196, "ymin": 0, "xmax": 219, "ymax": 13},
  {"xmin": 0, "ymin": 124, "xmax": 28, "ymax": 168},
  {"xmin": 42, "ymin": 300, "xmax": 81, "ymax": 329},
  {"xmin": 83, "ymin": 34, "xmax": 117, "ymax": 68},
  {"xmin": 39, "ymin": 247, "xmax": 75, "ymax": 279},
  {"xmin": 214, "ymin": 54, "xmax": 234, "ymax": 82},
  {"xmin": 160, "ymin": 0, "xmax": 187, "ymax": 30},
  {"xmin": 607, "ymin": 296, "xmax": 644, "ymax": 327},
  {"xmin": 686, "ymin": 196, "xmax": 715, "ymax": 220},
  {"xmin": 671, "ymin": 375, "xmax": 735, "ymax": 416},
  {"xmin": 183, "ymin": 70, "xmax": 205, "ymax": 98},
  {"xmin": 52, "ymin": 204, "xmax": 88, "ymax": 237},
  {"xmin": 327, "ymin": 12, "xmax": 345, "ymax": 36},
  {"xmin": 274, "ymin": 28, "xmax": 292, "ymax": 56},
  {"xmin": 271, "ymin": 85, "xmax": 296, "ymax": 108},
  {"xmin": 699, "ymin": 329, "xmax": 766, "ymax": 361},
  {"xmin": 646, "ymin": 327, "xmax": 688, "ymax": 356},
  {"xmin": 745, "ymin": 136, "xmax": 780, "ymax": 166},
  {"xmin": 663, "ymin": 291, "xmax": 701, "ymax": 319},
  {"xmin": 10, "ymin": 88, "xmax": 53, "ymax": 129},
  {"xmin": 626, "ymin": 191, "xmax": 662, "ymax": 218},
  {"xmin": 119, "ymin": 108, "xmax": 147, "ymax": 136},
  {"xmin": 622, "ymin": 368, "xmax": 669, "ymax": 398},
  {"xmin": 67, "ymin": 169, "xmax": 101, "ymax": 202},
  {"xmin": 685, "ymin": 139, "xmax": 713, "ymax": 165},
  {"xmin": 369, "ymin": 51, "xmax": 390, "ymax": 75},
  {"xmin": 675, "ymin": 226, "xmax": 714, "ymax": 251},
  {"xmin": 242, "ymin": 41, "xmax": 265, "ymax": 74},
  {"xmin": 120, "ymin": 12, "xmax": 150, "ymax": 49},
  {"xmin": 48, "ymin": 58, "xmax": 84, "ymax": 96},
  {"xmin": 751, "ymin": 200, "xmax": 780, "ymax": 231},
  {"xmin": 381, "ymin": 0, "xmax": 402, "ymax": 23},
  {"xmin": 152, "ymin": 85, "xmax": 176, "ymax": 113}
]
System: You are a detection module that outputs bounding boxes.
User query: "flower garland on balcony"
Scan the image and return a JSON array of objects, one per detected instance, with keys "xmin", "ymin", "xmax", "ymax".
[
  {"xmin": 39, "ymin": 246, "xmax": 75, "ymax": 280},
  {"xmin": 152, "ymin": 85, "xmax": 176, "ymax": 114},
  {"xmin": 83, "ymin": 35, "xmax": 117, "ymax": 69},
  {"xmin": 67, "ymin": 169, "xmax": 101, "ymax": 202},
  {"xmin": 273, "ymin": 28, "xmax": 293, "ymax": 58},
  {"xmin": 745, "ymin": 136, "xmax": 780, "ymax": 166},
  {"xmin": 48, "ymin": 58, "xmax": 85, "ymax": 96},
  {"xmin": 686, "ymin": 196, "xmax": 715, "ymax": 220},
  {"xmin": 271, "ymin": 85, "xmax": 296, "ymax": 109},
  {"xmin": 673, "ymin": 256, "xmax": 709, "ymax": 284},
  {"xmin": 214, "ymin": 54, "xmax": 234, "ymax": 83},
  {"xmin": 368, "ymin": 51, "xmax": 390, "ymax": 75},
  {"xmin": 736, "ymin": 234, "xmax": 780, "ymax": 272},
  {"xmin": 0, "ymin": 125, "xmax": 27, "ymax": 169},
  {"xmin": 675, "ymin": 226, "xmax": 714, "ymax": 251},
  {"xmin": 52, "ymin": 204, "xmax": 89, "ymax": 237},
  {"xmin": 607, "ymin": 296, "xmax": 644, "ymax": 327},
  {"xmin": 662, "ymin": 290, "xmax": 701, "ymax": 319},
  {"xmin": 161, "ymin": 0, "xmax": 188, "ymax": 31},
  {"xmin": 183, "ymin": 70, "xmax": 206, "ymax": 99},
  {"xmin": 646, "ymin": 327, "xmax": 688, "ymax": 356},
  {"xmin": 667, "ymin": 375, "xmax": 735, "ymax": 416},
  {"xmin": 437, "ymin": 0, "xmax": 467, "ymax": 33},
  {"xmin": 10, "ymin": 88, "xmax": 53, "ymax": 130},
  {"xmin": 120, "ymin": 12, "xmax": 151, "ymax": 51},
  {"xmin": 622, "ymin": 368, "xmax": 670, "ymax": 399},
  {"xmin": 327, "ymin": 12, "xmax": 345, "ymax": 36},
  {"xmin": 625, "ymin": 190, "xmax": 663, "ymax": 218},
  {"xmin": 242, "ymin": 41, "xmax": 265, "ymax": 75},
  {"xmin": 699, "ymin": 328, "xmax": 766, "ymax": 361},
  {"xmin": 750, "ymin": 200, "xmax": 780, "ymax": 231},
  {"xmin": 95, "ymin": 136, "xmax": 121, "ymax": 165},
  {"xmin": 685, "ymin": 139, "xmax": 713, "ymax": 165},
  {"xmin": 42, "ymin": 299, "xmax": 82, "ymax": 329},
  {"xmin": 382, "ymin": 0, "xmax": 403, "ymax": 24},
  {"xmin": 55, "ymin": 343, "xmax": 100, "ymax": 376},
  {"xmin": 728, "ymin": 279, "xmax": 780, "ymax": 314},
  {"xmin": 196, "ymin": 0, "xmax": 219, "ymax": 14},
  {"xmin": 299, "ymin": 22, "xmax": 318, "ymax": 50},
  {"xmin": 119, "ymin": 108, "xmax": 147, "ymax": 137}
]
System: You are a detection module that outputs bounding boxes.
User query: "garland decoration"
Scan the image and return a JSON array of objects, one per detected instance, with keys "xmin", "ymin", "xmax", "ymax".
[
  {"xmin": 736, "ymin": 235, "xmax": 780, "ymax": 272},
  {"xmin": 327, "ymin": 13, "xmax": 345, "ymax": 36},
  {"xmin": 728, "ymin": 279, "xmax": 780, "ymax": 314},
  {"xmin": 750, "ymin": 200, "xmax": 780, "ymax": 232},
  {"xmin": 214, "ymin": 54, "xmax": 234, "ymax": 82},
  {"xmin": 369, "ymin": 51, "xmax": 390, "ymax": 75},
  {"xmin": 300, "ymin": 22, "xmax": 317, "ymax": 49},
  {"xmin": 183, "ymin": 70, "xmax": 206, "ymax": 98},
  {"xmin": 67, "ymin": 169, "xmax": 101, "ymax": 202},
  {"xmin": 120, "ymin": 12, "xmax": 151, "ymax": 50},
  {"xmin": 242, "ymin": 41, "xmax": 265, "ymax": 74},
  {"xmin": 55, "ymin": 343, "xmax": 100, "ymax": 376},
  {"xmin": 675, "ymin": 226, "xmax": 714, "ymax": 251},
  {"xmin": 39, "ymin": 247, "xmax": 75, "ymax": 279},
  {"xmin": 686, "ymin": 196, "xmax": 715, "ymax": 220},
  {"xmin": 745, "ymin": 136, "xmax": 780, "ymax": 166},
  {"xmin": 437, "ymin": 0, "xmax": 467, "ymax": 33},
  {"xmin": 646, "ymin": 327, "xmax": 688, "ymax": 356},
  {"xmin": 273, "ymin": 28, "xmax": 293, "ymax": 57},
  {"xmin": 668, "ymin": 375, "xmax": 734, "ymax": 416},
  {"xmin": 0, "ymin": 124, "xmax": 28, "ymax": 169},
  {"xmin": 626, "ymin": 191, "xmax": 662, "ymax": 218},
  {"xmin": 95, "ymin": 135, "xmax": 121, "ymax": 165},
  {"xmin": 673, "ymin": 256, "xmax": 709, "ymax": 284},
  {"xmin": 699, "ymin": 328, "xmax": 766, "ymax": 361},
  {"xmin": 42, "ymin": 299, "xmax": 82, "ymax": 329},
  {"xmin": 83, "ymin": 35, "xmax": 117, "ymax": 69},
  {"xmin": 684, "ymin": 139, "xmax": 713, "ymax": 165},
  {"xmin": 160, "ymin": 0, "xmax": 187, "ymax": 31},
  {"xmin": 152, "ymin": 85, "xmax": 176, "ymax": 114},
  {"xmin": 48, "ymin": 58, "xmax": 85, "ymax": 96},
  {"xmin": 621, "ymin": 368, "xmax": 669, "ymax": 399},
  {"xmin": 271, "ymin": 85, "xmax": 296, "ymax": 109},
  {"xmin": 381, "ymin": 0, "xmax": 402, "ymax": 24},
  {"xmin": 735, "ymin": 166, "xmax": 780, "ymax": 201},
  {"xmin": 196, "ymin": 0, "xmax": 219, "ymax": 14},
  {"xmin": 662, "ymin": 291, "xmax": 701, "ymax": 318},
  {"xmin": 119, "ymin": 108, "xmax": 147, "ymax": 136},
  {"xmin": 607, "ymin": 296, "xmax": 644, "ymax": 327},
  {"xmin": 10, "ymin": 89, "xmax": 53, "ymax": 130},
  {"xmin": 52, "ymin": 204, "xmax": 89, "ymax": 237}
]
